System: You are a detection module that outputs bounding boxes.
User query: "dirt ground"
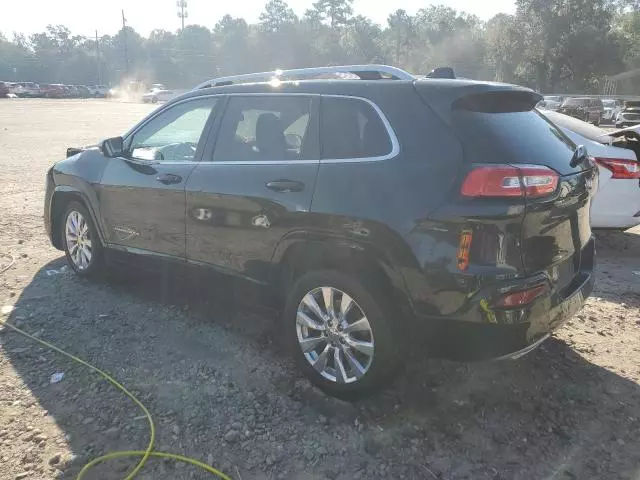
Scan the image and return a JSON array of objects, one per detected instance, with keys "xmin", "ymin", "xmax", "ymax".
[{"xmin": 1, "ymin": 98, "xmax": 639, "ymax": 480}]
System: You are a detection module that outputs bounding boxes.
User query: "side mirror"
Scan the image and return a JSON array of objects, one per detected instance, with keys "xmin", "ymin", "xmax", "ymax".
[{"xmin": 100, "ymin": 136, "xmax": 124, "ymax": 158}]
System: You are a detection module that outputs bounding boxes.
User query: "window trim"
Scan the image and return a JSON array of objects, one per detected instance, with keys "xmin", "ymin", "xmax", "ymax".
[
  {"xmin": 123, "ymin": 95, "xmax": 220, "ymax": 165},
  {"xmin": 210, "ymin": 94, "xmax": 319, "ymax": 165},
  {"xmin": 319, "ymin": 94, "xmax": 399, "ymax": 164},
  {"xmin": 123, "ymin": 92, "xmax": 399, "ymax": 166}
]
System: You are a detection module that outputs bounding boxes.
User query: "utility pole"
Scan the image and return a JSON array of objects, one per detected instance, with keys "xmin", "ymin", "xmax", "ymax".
[
  {"xmin": 122, "ymin": 10, "xmax": 129, "ymax": 75},
  {"xmin": 177, "ymin": 0, "xmax": 188, "ymax": 31},
  {"xmin": 95, "ymin": 30, "xmax": 102, "ymax": 85}
]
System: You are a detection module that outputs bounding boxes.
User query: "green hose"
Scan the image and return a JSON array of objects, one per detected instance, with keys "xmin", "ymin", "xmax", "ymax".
[{"xmin": 0, "ymin": 315, "xmax": 232, "ymax": 480}]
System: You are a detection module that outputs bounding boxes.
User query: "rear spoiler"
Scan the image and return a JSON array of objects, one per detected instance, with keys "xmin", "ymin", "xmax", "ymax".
[{"xmin": 414, "ymin": 80, "xmax": 541, "ymax": 125}]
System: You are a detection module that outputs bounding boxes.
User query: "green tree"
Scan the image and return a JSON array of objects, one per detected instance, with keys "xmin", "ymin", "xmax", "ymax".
[
  {"xmin": 260, "ymin": 0, "xmax": 298, "ymax": 33},
  {"xmin": 312, "ymin": 0, "xmax": 353, "ymax": 28},
  {"xmin": 386, "ymin": 10, "xmax": 415, "ymax": 65}
]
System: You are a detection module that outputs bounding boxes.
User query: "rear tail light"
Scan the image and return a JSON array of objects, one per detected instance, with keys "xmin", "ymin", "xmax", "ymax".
[
  {"xmin": 594, "ymin": 157, "xmax": 640, "ymax": 179},
  {"xmin": 461, "ymin": 165, "xmax": 559, "ymax": 198},
  {"xmin": 495, "ymin": 284, "xmax": 547, "ymax": 308}
]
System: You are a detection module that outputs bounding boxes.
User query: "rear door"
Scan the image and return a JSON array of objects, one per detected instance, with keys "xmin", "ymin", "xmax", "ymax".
[
  {"xmin": 451, "ymin": 92, "xmax": 597, "ymax": 285},
  {"xmin": 185, "ymin": 94, "xmax": 320, "ymax": 282}
]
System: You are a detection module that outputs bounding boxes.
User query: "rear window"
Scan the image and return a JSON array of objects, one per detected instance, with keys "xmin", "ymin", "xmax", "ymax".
[
  {"xmin": 452, "ymin": 94, "xmax": 580, "ymax": 175},
  {"xmin": 321, "ymin": 97, "xmax": 392, "ymax": 160}
]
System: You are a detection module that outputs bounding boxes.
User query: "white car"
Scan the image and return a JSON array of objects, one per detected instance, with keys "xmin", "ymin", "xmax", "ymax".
[
  {"xmin": 541, "ymin": 109, "xmax": 640, "ymax": 229},
  {"xmin": 88, "ymin": 85, "xmax": 109, "ymax": 97},
  {"xmin": 142, "ymin": 89, "xmax": 175, "ymax": 103}
]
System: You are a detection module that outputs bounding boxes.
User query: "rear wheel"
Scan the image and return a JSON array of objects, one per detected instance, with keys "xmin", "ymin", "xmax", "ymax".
[
  {"xmin": 61, "ymin": 201, "xmax": 105, "ymax": 278},
  {"xmin": 283, "ymin": 270, "xmax": 400, "ymax": 399}
]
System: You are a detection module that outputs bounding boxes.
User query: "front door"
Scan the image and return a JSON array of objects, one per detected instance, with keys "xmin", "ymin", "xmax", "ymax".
[
  {"xmin": 98, "ymin": 96, "xmax": 219, "ymax": 257},
  {"xmin": 185, "ymin": 95, "xmax": 320, "ymax": 282}
]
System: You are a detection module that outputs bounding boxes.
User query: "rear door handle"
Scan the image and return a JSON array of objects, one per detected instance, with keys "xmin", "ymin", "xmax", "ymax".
[
  {"xmin": 156, "ymin": 173, "xmax": 183, "ymax": 185},
  {"xmin": 265, "ymin": 179, "xmax": 305, "ymax": 193}
]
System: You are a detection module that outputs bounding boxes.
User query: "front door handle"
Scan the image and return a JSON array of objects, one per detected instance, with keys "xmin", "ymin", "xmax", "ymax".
[
  {"xmin": 156, "ymin": 173, "xmax": 183, "ymax": 185},
  {"xmin": 265, "ymin": 179, "xmax": 305, "ymax": 193}
]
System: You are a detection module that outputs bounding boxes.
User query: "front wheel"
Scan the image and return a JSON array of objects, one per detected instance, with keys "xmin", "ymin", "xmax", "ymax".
[
  {"xmin": 283, "ymin": 270, "xmax": 400, "ymax": 399},
  {"xmin": 61, "ymin": 201, "xmax": 105, "ymax": 278}
]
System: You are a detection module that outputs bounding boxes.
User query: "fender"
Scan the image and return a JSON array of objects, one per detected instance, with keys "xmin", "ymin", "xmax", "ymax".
[{"xmin": 48, "ymin": 185, "xmax": 106, "ymax": 249}]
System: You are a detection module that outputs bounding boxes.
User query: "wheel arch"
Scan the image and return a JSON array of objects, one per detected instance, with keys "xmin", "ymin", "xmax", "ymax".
[
  {"xmin": 50, "ymin": 187, "xmax": 105, "ymax": 250},
  {"xmin": 275, "ymin": 236, "xmax": 414, "ymax": 321}
]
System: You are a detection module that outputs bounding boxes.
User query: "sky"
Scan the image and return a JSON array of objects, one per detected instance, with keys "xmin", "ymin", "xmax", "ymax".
[{"xmin": 1, "ymin": 0, "xmax": 515, "ymax": 38}]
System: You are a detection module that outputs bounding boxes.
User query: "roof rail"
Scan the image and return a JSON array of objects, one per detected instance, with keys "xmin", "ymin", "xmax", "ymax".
[{"xmin": 195, "ymin": 64, "xmax": 414, "ymax": 89}]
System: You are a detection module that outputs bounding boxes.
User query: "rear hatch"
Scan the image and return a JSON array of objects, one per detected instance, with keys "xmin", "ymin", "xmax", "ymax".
[{"xmin": 416, "ymin": 82, "xmax": 596, "ymax": 288}]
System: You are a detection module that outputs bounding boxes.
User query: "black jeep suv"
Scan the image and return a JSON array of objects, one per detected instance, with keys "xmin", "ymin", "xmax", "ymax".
[{"xmin": 44, "ymin": 65, "xmax": 596, "ymax": 398}]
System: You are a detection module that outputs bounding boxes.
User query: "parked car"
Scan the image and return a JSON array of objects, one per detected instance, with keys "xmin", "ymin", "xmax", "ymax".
[
  {"xmin": 75, "ymin": 85, "xmax": 92, "ymax": 98},
  {"xmin": 88, "ymin": 85, "xmax": 109, "ymax": 97},
  {"xmin": 615, "ymin": 100, "xmax": 640, "ymax": 128},
  {"xmin": 41, "ymin": 84, "xmax": 66, "ymax": 98},
  {"xmin": 65, "ymin": 85, "xmax": 81, "ymax": 98},
  {"xmin": 558, "ymin": 97, "xmax": 603, "ymax": 125},
  {"xmin": 602, "ymin": 98, "xmax": 622, "ymax": 123},
  {"xmin": 44, "ymin": 65, "xmax": 597, "ymax": 398},
  {"xmin": 14, "ymin": 82, "xmax": 40, "ymax": 97},
  {"xmin": 541, "ymin": 109, "xmax": 640, "ymax": 229},
  {"xmin": 142, "ymin": 88, "xmax": 175, "ymax": 103},
  {"xmin": 540, "ymin": 95, "xmax": 564, "ymax": 111}
]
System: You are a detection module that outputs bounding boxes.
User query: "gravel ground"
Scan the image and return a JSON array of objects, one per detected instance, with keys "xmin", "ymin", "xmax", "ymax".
[{"xmin": 1, "ymin": 99, "xmax": 639, "ymax": 480}]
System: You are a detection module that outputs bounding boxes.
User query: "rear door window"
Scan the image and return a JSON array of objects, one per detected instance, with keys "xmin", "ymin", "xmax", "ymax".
[{"xmin": 320, "ymin": 97, "xmax": 393, "ymax": 160}]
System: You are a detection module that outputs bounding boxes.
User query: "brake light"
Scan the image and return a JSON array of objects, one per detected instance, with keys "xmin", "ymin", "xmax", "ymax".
[
  {"xmin": 495, "ymin": 284, "xmax": 547, "ymax": 308},
  {"xmin": 461, "ymin": 165, "xmax": 559, "ymax": 198},
  {"xmin": 594, "ymin": 157, "xmax": 640, "ymax": 179}
]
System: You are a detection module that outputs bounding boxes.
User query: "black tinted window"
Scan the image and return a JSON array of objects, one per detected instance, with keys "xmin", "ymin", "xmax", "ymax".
[
  {"xmin": 452, "ymin": 108, "xmax": 580, "ymax": 175},
  {"xmin": 321, "ymin": 97, "xmax": 392, "ymax": 159},
  {"xmin": 213, "ymin": 96, "xmax": 315, "ymax": 162}
]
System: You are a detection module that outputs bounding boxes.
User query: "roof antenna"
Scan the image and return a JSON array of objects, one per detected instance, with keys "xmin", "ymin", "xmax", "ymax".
[{"xmin": 426, "ymin": 67, "xmax": 455, "ymax": 79}]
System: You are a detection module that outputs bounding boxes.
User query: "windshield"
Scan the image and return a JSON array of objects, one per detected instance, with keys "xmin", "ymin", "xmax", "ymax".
[{"xmin": 602, "ymin": 99, "xmax": 615, "ymax": 108}]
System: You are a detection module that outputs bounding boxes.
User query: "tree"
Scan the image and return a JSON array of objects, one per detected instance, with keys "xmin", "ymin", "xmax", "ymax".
[
  {"xmin": 260, "ymin": 0, "xmax": 298, "ymax": 33},
  {"xmin": 341, "ymin": 16, "xmax": 385, "ymax": 64},
  {"xmin": 485, "ymin": 14, "xmax": 523, "ymax": 82},
  {"xmin": 515, "ymin": 0, "xmax": 624, "ymax": 91},
  {"xmin": 312, "ymin": 0, "xmax": 353, "ymax": 28},
  {"xmin": 213, "ymin": 15, "xmax": 252, "ymax": 75},
  {"xmin": 386, "ymin": 10, "xmax": 414, "ymax": 65}
]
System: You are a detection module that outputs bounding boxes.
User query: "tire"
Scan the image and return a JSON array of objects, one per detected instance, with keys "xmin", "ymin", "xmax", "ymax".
[
  {"xmin": 594, "ymin": 115, "xmax": 601, "ymax": 126},
  {"xmin": 283, "ymin": 269, "xmax": 400, "ymax": 399},
  {"xmin": 61, "ymin": 201, "xmax": 105, "ymax": 278},
  {"xmin": 151, "ymin": 96, "xmax": 158, "ymax": 104}
]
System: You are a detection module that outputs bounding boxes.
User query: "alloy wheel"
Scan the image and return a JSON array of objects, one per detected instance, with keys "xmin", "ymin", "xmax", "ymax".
[
  {"xmin": 296, "ymin": 286, "xmax": 374, "ymax": 384},
  {"xmin": 65, "ymin": 210, "xmax": 93, "ymax": 270}
]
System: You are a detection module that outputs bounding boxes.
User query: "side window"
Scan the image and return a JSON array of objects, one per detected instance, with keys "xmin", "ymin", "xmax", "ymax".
[
  {"xmin": 212, "ymin": 96, "xmax": 315, "ymax": 162},
  {"xmin": 321, "ymin": 97, "xmax": 393, "ymax": 160},
  {"xmin": 128, "ymin": 97, "xmax": 217, "ymax": 162}
]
